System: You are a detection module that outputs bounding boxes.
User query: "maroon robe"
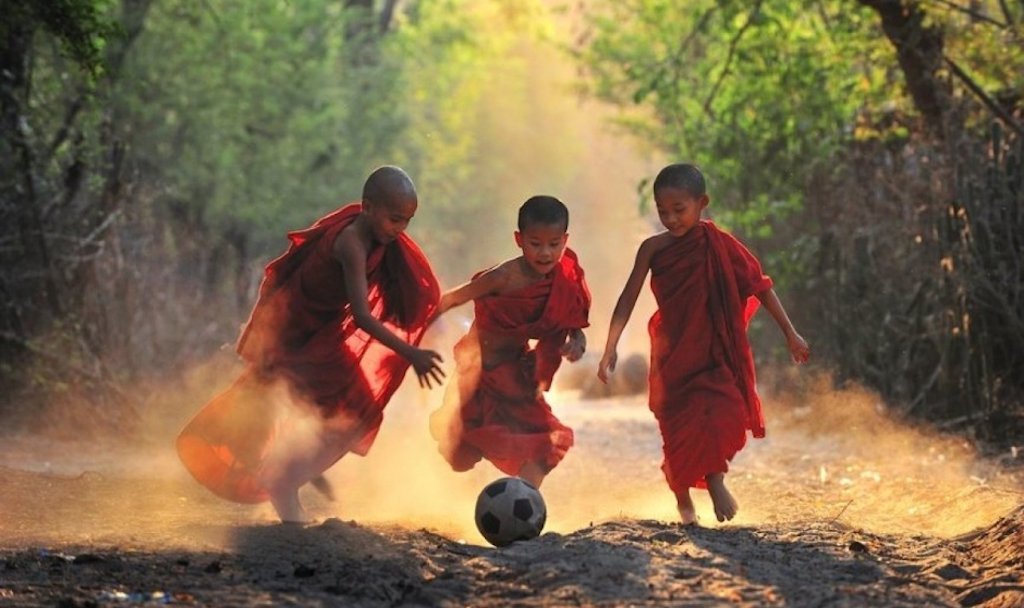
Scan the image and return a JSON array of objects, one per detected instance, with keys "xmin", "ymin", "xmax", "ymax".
[
  {"xmin": 177, "ymin": 203, "xmax": 439, "ymax": 503},
  {"xmin": 430, "ymin": 249, "xmax": 590, "ymax": 476},
  {"xmin": 648, "ymin": 221, "xmax": 771, "ymax": 492}
]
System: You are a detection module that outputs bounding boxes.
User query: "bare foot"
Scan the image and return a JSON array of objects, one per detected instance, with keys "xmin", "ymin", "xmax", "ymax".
[
  {"xmin": 706, "ymin": 473, "xmax": 738, "ymax": 522},
  {"xmin": 270, "ymin": 488, "xmax": 310, "ymax": 523},
  {"xmin": 676, "ymin": 489, "xmax": 698, "ymax": 525}
]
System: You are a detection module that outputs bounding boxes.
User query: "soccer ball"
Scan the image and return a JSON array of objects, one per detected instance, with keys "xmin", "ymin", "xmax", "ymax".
[{"xmin": 474, "ymin": 477, "xmax": 547, "ymax": 547}]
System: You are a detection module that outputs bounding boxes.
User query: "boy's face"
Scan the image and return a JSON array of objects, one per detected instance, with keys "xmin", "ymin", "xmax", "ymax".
[
  {"xmin": 364, "ymin": 194, "xmax": 417, "ymax": 244},
  {"xmin": 515, "ymin": 222, "xmax": 569, "ymax": 276},
  {"xmin": 654, "ymin": 187, "xmax": 708, "ymax": 237}
]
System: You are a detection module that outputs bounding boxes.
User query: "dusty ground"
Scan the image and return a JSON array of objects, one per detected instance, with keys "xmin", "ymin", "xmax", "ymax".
[{"xmin": 1, "ymin": 368, "xmax": 1022, "ymax": 607}]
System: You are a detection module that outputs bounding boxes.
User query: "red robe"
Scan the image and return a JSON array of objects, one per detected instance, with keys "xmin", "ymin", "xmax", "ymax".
[
  {"xmin": 177, "ymin": 203, "xmax": 439, "ymax": 503},
  {"xmin": 430, "ymin": 249, "xmax": 591, "ymax": 476},
  {"xmin": 648, "ymin": 221, "xmax": 772, "ymax": 493}
]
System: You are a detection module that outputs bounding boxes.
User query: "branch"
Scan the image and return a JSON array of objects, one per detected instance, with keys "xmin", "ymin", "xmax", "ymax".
[
  {"xmin": 659, "ymin": 7, "xmax": 716, "ymax": 110},
  {"xmin": 674, "ymin": 7, "xmax": 717, "ymax": 67},
  {"xmin": 379, "ymin": 0, "xmax": 400, "ymax": 34},
  {"xmin": 702, "ymin": 0, "xmax": 763, "ymax": 118},
  {"xmin": 44, "ymin": 92, "xmax": 85, "ymax": 163},
  {"xmin": 927, "ymin": 0, "xmax": 1010, "ymax": 27},
  {"xmin": 82, "ymin": 209, "xmax": 122, "ymax": 246},
  {"xmin": 943, "ymin": 54, "xmax": 1024, "ymax": 137},
  {"xmin": 997, "ymin": 0, "xmax": 1015, "ymax": 24}
]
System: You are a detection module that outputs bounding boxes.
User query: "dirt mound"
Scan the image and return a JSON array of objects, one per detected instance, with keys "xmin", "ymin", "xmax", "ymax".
[
  {"xmin": 964, "ymin": 504, "xmax": 1024, "ymax": 570},
  {"xmin": 7, "ymin": 513, "xmax": 1024, "ymax": 607}
]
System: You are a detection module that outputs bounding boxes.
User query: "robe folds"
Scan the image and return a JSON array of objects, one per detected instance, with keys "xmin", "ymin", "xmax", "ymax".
[
  {"xmin": 177, "ymin": 203, "xmax": 439, "ymax": 503},
  {"xmin": 430, "ymin": 250, "xmax": 590, "ymax": 476},
  {"xmin": 648, "ymin": 221, "xmax": 772, "ymax": 492}
]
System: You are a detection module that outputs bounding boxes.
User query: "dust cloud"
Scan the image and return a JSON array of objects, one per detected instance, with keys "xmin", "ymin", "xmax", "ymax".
[
  {"xmin": 1, "ymin": 347, "xmax": 1020, "ymax": 551},
  {"xmin": 316, "ymin": 370, "xmax": 1021, "ymax": 544}
]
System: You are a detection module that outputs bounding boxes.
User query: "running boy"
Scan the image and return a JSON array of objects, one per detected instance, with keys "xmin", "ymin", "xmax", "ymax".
[
  {"xmin": 598, "ymin": 163, "xmax": 809, "ymax": 524},
  {"xmin": 177, "ymin": 166, "xmax": 444, "ymax": 522},
  {"xmin": 429, "ymin": 195, "xmax": 591, "ymax": 488}
]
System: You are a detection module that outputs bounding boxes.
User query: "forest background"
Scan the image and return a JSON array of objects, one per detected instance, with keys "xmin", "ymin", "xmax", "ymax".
[{"xmin": 1, "ymin": 0, "xmax": 1022, "ymax": 446}]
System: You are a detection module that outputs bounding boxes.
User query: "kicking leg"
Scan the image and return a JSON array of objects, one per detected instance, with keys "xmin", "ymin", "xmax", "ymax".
[{"xmin": 518, "ymin": 461, "xmax": 547, "ymax": 488}]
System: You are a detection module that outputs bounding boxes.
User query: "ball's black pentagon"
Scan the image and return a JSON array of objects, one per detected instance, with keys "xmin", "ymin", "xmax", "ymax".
[
  {"xmin": 484, "ymin": 481, "xmax": 507, "ymax": 498},
  {"xmin": 480, "ymin": 511, "xmax": 501, "ymax": 535},
  {"xmin": 513, "ymin": 498, "xmax": 534, "ymax": 521}
]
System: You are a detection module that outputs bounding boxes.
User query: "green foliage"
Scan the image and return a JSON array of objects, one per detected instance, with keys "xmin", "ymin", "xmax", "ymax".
[
  {"xmin": 113, "ymin": 0, "xmax": 552, "ymax": 263},
  {"xmin": 117, "ymin": 1, "xmax": 370, "ymax": 248},
  {"xmin": 581, "ymin": 0, "xmax": 903, "ymax": 236},
  {"xmin": 0, "ymin": 0, "xmax": 121, "ymax": 74}
]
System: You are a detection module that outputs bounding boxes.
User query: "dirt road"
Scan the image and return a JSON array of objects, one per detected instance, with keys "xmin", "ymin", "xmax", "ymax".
[{"xmin": 1, "ymin": 373, "xmax": 1022, "ymax": 606}]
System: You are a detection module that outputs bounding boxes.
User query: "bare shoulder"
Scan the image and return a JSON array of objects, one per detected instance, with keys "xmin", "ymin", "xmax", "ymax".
[
  {"xmin": 484, "ymin": 258, "xmax": 520, "ymax": 293},
  {"xmin": 636, "ymin": 232, "xmax": 674, "ymax": 263},
  {"xmin": 331, "ymin": 223, "xmax": 367, "ymax": 264},
  {"xmin": 462, "ymin": 258, "xmax": 514, "ymax": 295}
]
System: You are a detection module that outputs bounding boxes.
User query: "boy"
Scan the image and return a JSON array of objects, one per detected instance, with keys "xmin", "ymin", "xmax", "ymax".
[
  {"xmin": 428, "ymin": 196, "xmax": 591, "ymax": 487},
  {"xmin": 177, "ymin": 166, "xmax": 445, "ymax": 523},
  {"xmin": 597, "ymin": 163, "xmax": 809, "ymax": 524}
]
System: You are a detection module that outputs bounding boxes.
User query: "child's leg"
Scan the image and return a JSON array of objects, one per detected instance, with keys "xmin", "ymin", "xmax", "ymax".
[
  {"xmin": 309, "ymin": 475, "xmax": 336, "ymax": 501},
  {"xmin": 706, "ymin": 472, "xmax": 738, "ymax": 522},
  {"xmin": 518, "ymin": 461, "xmax": 547, "ymax": 488},
  {"xmin": 270, "ymin": 487, "xmax": 310, "ymax": 523},
  {"xmin": 675, "ymin": 488, "xmax": 698, "ymax": 525},
  {"xmin": 262, "ymin": 418, "xmax": 351, "ymax": 523}
]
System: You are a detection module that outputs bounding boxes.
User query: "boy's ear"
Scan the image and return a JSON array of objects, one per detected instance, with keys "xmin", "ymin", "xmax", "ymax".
[
  {"xmin": 699, "ymin": 194, "xmax": 710, "ymax": 209},
  {"xmin": 514, "ymin": 230, "xmax": 524, "ymax": 248}
]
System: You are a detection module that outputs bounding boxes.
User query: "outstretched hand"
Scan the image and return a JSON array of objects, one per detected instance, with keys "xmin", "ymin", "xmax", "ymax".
[
  {"xmin": 788, "ymin": 333, "xmax": 810, "ymax": 364},
  {"xmin": 597, "ymin": 350, "xmax": 617, "ymax": 384},
  {"xmin": 408, "ymin": 347, "xmax": 446, "ymax": 389}
]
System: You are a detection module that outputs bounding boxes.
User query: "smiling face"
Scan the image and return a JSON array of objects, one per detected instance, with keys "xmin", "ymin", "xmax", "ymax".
[
  {"xmin": 364, "ymin": 194, "xmax": 418, "ymax": 244},
  {"xmin": 515, "ymin": 221, "xmax": 569, "ymax": 276},
  {"xmin": 654, "ymin": 186, "xmax": 708, "ymax": 237}
]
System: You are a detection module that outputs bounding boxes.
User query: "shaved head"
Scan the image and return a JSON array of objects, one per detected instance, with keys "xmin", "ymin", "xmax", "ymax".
[
  {"xmin": 362, "ymin": 165, "xmax": 417, "ymax": 208},
  {"xmin": 653, "ymin": 163, "xmax": 706, "ymax": 197}
]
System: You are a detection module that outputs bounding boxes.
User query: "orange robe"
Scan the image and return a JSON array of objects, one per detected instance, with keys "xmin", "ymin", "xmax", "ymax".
[
  {"xmin": 648, "ymin": 221, "xmax": 771, "ymax": 492},
  {"xmin": 177, "ymin": 203, "xmax": 439, "ymax": 503},
  {"xmin": 430, "ymin": 250, "xmax": 590, "ymax": 476}
]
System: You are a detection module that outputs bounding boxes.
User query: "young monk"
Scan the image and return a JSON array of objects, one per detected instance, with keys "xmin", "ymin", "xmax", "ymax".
[
  {"xmin": 177, "ymin": 166, "xmax": 445, "ymax": 522},
  {"xmin": 598, "ymin": 163, "xmax": 809, "ymax": 524},
  {"xmin": 428, "ymin": 196, "xmax": 591, "ymax": 487}
]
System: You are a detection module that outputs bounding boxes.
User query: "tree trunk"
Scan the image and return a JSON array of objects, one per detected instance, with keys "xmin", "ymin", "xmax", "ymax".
[
  {"xmin": 0, "ymin": 16, "xmax": 63, "ymax": 326},
  {"xmin": 855, "ymin": 0, "xmax": 950, "ymax": 138}
]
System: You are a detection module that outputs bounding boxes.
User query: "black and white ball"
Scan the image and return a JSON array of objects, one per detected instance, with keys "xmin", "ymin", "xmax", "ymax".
[{"xmin": 474, "ymin": 477, "xmax": 547, "ymax": 547}]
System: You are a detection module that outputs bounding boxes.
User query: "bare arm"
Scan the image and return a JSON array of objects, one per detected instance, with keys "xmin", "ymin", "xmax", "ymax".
[
  {"xmin": 334, "ymin": 228, "xmax": 445, "ymax": 387},
  {"xmin": 598, "ymin": 239, "xmax": 656, "ymax": 382},
  {"xmin": 432, "ymin": 265, "xmax": 509, "ymax": 322},
  {"xmin": 756, "ymin": 288, "xmax": 810, "ymax": 364}
]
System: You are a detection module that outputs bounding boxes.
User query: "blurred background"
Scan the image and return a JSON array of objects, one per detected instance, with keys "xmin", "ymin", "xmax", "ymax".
[{"xmin": 1, "ymin": 0, "xmax": 1022, "ymax": 448}]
